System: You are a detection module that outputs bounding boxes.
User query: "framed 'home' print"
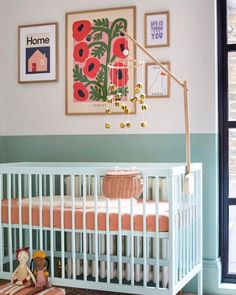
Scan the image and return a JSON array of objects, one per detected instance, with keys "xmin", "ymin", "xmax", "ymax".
[
  {"xmin": 66, "ymin": 6, "xmax": 136, "ymax": 115},
  {"xmin": 18, "ymin": 23, "xmax": 58, "ymax": 83}
]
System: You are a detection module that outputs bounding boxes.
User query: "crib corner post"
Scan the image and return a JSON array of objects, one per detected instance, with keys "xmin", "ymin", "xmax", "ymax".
[
  {"xmin": 168, "ymin": 174, "xmax": 176, "ymax": 295},
  {"xmin": 198, "ymin": 167, "xmax": 203, "ymax": 295}
]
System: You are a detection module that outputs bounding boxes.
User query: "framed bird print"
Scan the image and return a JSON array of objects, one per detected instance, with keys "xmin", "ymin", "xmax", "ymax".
[
  {"xmin": 66, "ymin": 6, "xmax": 136, "ymax": 115},
  {"xmin": 145, "ymin": 62, "xmax": 171, "ymax": 98}
]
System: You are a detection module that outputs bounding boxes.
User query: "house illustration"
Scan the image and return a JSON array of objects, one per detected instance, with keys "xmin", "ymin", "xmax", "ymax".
[{"xmin": 28, "ymin": 49, "xmax": 48, "ymax": 73}]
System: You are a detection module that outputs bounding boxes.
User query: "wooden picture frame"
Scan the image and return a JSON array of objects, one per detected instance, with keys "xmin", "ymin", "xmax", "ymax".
[
  {"xmin": 66, "ymin": 6, "xmax": 136, "ymax": 115},
  {"xmin": 145, "ymin": 62, "xmax": 171, "ymax": 98},
  {"xmin": 144, "ymin": 11, "xmax": 170, "ymax": 48},
  {"xmin": 18, "ymin": 22, "xmax": 58, "ymax": 83}
]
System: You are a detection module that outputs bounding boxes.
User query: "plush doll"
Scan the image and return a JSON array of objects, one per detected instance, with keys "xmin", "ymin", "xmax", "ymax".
[
  {"xmin": 26, "ymin": 250, "xmax": 51, "ymax": 295},
  {"xmin": 3, "ymin": 247, "xmax": 36, "ymax": 295}
]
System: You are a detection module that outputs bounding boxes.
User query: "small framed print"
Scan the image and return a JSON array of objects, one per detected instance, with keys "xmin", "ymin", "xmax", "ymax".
[
  {"xmin": 145, "ymin": 62, "xmax": 171, "ymax": 98},
  {"xmin": 145, "ymin": 11, "xmax": 170, "ymax": 48},
  {"xmin": 18, "ymin": 22, "xmax": 58, "ymax": 83}
]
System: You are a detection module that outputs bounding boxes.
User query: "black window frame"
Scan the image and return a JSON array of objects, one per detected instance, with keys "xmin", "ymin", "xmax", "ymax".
[{"xmin": 218, "ymin": 0, "xmax": 236, "ymax": 283}]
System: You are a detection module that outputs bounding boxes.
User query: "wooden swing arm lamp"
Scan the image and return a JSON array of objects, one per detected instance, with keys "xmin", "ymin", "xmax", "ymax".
[{"xmin": 122, "ymin": 31, "xmax": 193, "ymax": 194}]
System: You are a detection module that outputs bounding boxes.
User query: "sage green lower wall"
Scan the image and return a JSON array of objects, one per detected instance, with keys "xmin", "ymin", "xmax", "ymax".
[{"xmin": 0, "ymin": 134, "xmax": 220, "ymax": 294}]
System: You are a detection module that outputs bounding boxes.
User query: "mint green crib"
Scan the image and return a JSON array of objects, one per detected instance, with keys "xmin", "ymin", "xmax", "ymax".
[{"xmin": 0, "ymin": 162, "xmax": 202, "ymax": 295}]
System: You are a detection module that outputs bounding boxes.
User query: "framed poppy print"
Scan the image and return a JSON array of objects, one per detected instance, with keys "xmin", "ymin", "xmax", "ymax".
[
  {"xmin": 66, "ymin": 6, "xmax": 136, "ymax": 115},
  {"xmin": 18, "ymin": 23, "xmax": 58, "ymax": 83}
]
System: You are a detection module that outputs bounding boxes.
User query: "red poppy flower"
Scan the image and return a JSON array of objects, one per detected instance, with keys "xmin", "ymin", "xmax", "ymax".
[
  {"xmin": 73, "ymin": 82, "xmax": 89, "ymax": 102},
  {"xmin": 109, "ymin": 62, "xmax": 129, "ymax": 87},
  {"xmin": 113, "ymin": 38, "xmax": 129, "ymax": 59},
  {"xmin": 83, "ymin": 58, "xmax": 101, "ymax": 78},
  {"xmin": 73, "ymin": 20, "xmax": 91, "ymax": 42},
  {"xmin": 73, "ymin": 42, "xmax": 89, "ymax": 63}
]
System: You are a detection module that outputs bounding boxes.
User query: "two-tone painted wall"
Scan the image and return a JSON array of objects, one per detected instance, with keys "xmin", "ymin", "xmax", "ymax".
[{"xmin": 0, "ymin": 0, "xmax": 228, "ymax": 294}]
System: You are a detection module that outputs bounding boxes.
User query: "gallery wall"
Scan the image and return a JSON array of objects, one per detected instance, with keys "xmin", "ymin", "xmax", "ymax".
[{"xmin": 0, "ymin": 0, "xmax": 217, "ymax": 136}]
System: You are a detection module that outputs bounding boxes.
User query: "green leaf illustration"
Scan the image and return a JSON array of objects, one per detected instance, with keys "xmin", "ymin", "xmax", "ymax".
[
  {"xmin": 90, "ymin": 86, "xmax": 103, "ymax": 101},
  {"xmin": 112, "ymin": 22, "xmax": 124, "ymax": 39},
  {"xmin": 93, "ymin": 31, "xmax": 103, "ymax": 41},
  {"xmin": 111, "ymin": 87, "xmax": 129, "ymax": 96},
  {"xmin": 73, "ymin": 64, "xmax": 88, "ymax": 82},
  {"xmin": 93, "ymin": 18, "xmax": 109, "ymax": 29},
  {"xmin": 96, "ymin": 69, "xmax": 104, "ymax": 84},
  {"xmin": 91, "ymin": 45, "xmax": 106, "ymax": 59}
]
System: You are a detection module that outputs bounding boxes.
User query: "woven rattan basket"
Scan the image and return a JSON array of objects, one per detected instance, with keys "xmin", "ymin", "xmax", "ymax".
[{"xmin": 102, "ymin": 170, "xmax": 143, "ymax": 199}]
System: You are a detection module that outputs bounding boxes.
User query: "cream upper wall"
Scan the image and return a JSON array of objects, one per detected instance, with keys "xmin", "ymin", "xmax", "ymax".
[{"xmin": 1, "ymin": 0, "xmax": 217, "ymax": 136}]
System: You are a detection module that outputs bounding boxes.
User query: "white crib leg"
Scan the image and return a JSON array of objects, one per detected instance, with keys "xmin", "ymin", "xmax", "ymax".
[
  {"xmin": 66, "ymin": 233, "xmax": 72, "ymax": 279},
  {"xmin": 76, "ymin": 233, "xmax": 81, "ymax": 276},
  {"xmin": 162, "ymin": 239, "xmax": 169, "ymax": 288},
  {"xmin": 100, "ymin": 234, "xmax": 106, "ymax": 279},
  {"xmin": 197, "ymin": 270, "xmax": 203, "ymax": 295},
  {"xmin": 153, "ymin": 238, "xmax": 157, "ymax": 284}
]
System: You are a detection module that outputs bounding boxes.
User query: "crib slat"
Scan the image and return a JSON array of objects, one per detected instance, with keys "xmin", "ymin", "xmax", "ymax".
[
  {"xmin": 143, "ymin": 176, "xmax": 147, "ymax": 287},
  {"xmin": 7, "ymin": 174, "xmax": 13, "ymax": 273},
  {"xmin": 71, "ymin": 174, "xmax": 76, "ymax": 280},
  {"xmin": 106, "ymin": 198, "xmax": 110, "ymax": 283},
  {"xmin": 49, "ymin": 174, "xmax": 54, "ymax": 277},
  {"xmin": 83, "ymin": 175, "xmax": 87, "ymax": 280},
  {"xmin": 179, "ymin": 175, "xmax": 183, "ymax": 280},
  {"xmin": 0, "ymin": 174, "xmax": 3, "ymax": 271},
  {"xmin": 60, "ymin": 174, "xmax": 65, "ymax": 279},
  {"xmin": 39, "ymin": 174, "xmax": 43, "ymax": 250},
  {"xmin": 18, "ymin": 174, "xmax": 23, "ymax": 249},
  {"xmin": 94, "ymin": 176, "xmax": 99, "ymax": 282},
  {"xmin": 130, "ymin": 197, "xmax": 134, "ymax": 285},
  {"xmin": 175, "ymin": 176, "xmax": 179, "ymax": 284},
  {"xmin": 154, "ymin": 177, "xmax": 160, "ymax": 288},
  {"xmin": 28, "ymin": 174, "xmax": 33, "ymax": 254},
  {"xmin": 118, "ymin": 199, "xmax": 122, "ymax": 284},
  {"xmin": 169, "ymin": 176, "xmax": 175, "ymax": 294}
]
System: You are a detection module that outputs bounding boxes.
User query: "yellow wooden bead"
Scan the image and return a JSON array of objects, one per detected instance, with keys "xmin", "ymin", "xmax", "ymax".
[
  {"xmin": 115, "ymin": 101, "xmax": 121, "ymax": 107},
  {"xmin": 124, "ymin": 108, "xmax": 130, "ymax": 114},
  {"xmin": 120, "ymin": 122, "xmax": 126, "ymax": 129},
  {"xmin": 107, "ymin": 97, "xmax": 113, "ymax": 103},
  {"xmin": 130, "ymin": 97, "xmax": 135, "ymax": 103},
  {"xmin": 140, "ymin": 121, "xmax": 147, "ymax": 127},
  {"xmin": 121, "ymin": 104, "xmax": 127, "ymax": 111},
  {"xmin": 140, "ymin": 93, "xmax": 146, "ymax": 100},
  {"xmin": 134, "ymin": 87, "xmax": 140, "ymax": 94},
  {"xmin": 139, "ymin": 99, "xmax": 144, "ymax": 104},
  {"xmin": 126, "ymin": 121, "xmax": 132, "ymax": 128},
  {"xmin": 105, "ymin": 108, "xmax": 111, "ymax": 115},
  {"xmin": 110, "ymin": 84, "xmax": 117, "ymax": 91},
  {"xmin": 141, "ymin": 104, "xmax": 148, "ymax": 111},
  {"xmin": 137, "ymin": 82, "xmax": 143, "ymax": 89},
  {"xmin": 105, "ymin": 122, "xmax": 111, "ymax": 129},
  {"xmin": 115, "ymin": 93, "xmax": 122, "ymax": 100}
]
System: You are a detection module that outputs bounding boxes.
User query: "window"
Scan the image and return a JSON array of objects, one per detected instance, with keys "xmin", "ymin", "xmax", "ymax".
[{"xmin": 219, "ymin": 0, "xmax": 236, "ymax": 282}]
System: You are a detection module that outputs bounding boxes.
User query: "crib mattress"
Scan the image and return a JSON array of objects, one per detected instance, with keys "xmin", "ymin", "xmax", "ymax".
[{"xmin": 1, "ymin": 197, "xmax": 169, "ymax": 232}]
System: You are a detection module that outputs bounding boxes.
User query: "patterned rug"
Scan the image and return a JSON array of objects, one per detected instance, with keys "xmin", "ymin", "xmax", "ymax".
[{"xmin": 65, "ymin": 288, "xmax": 134, "ymax": 295}]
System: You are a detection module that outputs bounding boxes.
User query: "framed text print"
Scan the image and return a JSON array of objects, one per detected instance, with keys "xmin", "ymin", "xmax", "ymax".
[
  {"xmin": 18, "ymin": 23, "xmax": 58, "ymax": 83},
  {"xmin": 145, "ymin": 62, "xmax": 171, "ymax": 98},
  {"xmin": 66, "ymin": 6, "xmax": 136, "ymax": 115},
  {"xmin": 145, "ymin": 11, "xmax": 170, "ymax": 48}
]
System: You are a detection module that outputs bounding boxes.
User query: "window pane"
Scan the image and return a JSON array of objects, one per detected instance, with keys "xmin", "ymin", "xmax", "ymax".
[
  {"xmin": 228, "ymin": 0, "xmax": 236, "ymax": 44},
  {"xmin": 228, "ymin": 52, "xmax": 236, "ymax": 121},
  {"xmin": 229, "ymin": 129, "xmax": 236, "ymax": 197},
  {"xmin": 229, "ymin": 206, "xmax": 236, "ymax": 273}
]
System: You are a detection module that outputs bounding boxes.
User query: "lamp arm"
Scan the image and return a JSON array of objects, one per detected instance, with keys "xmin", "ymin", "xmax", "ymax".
[{"xmin": 123, "ymin": 30, "xmax": 191, "ymax": 177}]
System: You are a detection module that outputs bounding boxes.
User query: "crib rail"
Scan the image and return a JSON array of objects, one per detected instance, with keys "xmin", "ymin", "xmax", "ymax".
[{"xmin": 0, "ymin": 162, "xmax": 202, "ymax": 295}]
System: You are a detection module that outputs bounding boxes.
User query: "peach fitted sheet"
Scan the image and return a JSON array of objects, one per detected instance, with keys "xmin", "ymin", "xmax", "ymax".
[{"xmin": 1, "ymin": 197, "xmax": 169, "ymax": 232}]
